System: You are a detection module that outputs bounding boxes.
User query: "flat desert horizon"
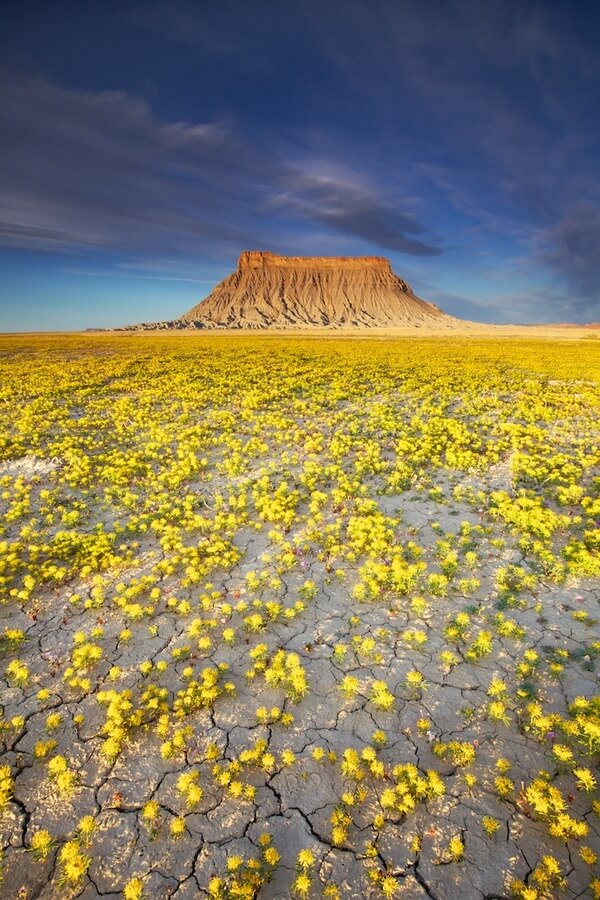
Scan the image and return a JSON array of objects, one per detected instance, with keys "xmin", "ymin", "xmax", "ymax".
[{"xmin": 3, "ymin": 322, "xmax": 600, "ymax": 337}]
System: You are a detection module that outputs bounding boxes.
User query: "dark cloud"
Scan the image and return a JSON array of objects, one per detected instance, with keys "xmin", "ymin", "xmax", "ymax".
[
  {"xmin": 298, "ymin": 0, "xmax": 600, "ymax": 319},
  {"xmin": 0, "ymin": 71, "xmax": 439, "ymax": 264},
  {"xmin": 539, "ymin": 205, "xmax": 600, "ymax": 312},
  {"xmin": 271, "ymin": 172, "xmax": 441, "ymax": 256}
]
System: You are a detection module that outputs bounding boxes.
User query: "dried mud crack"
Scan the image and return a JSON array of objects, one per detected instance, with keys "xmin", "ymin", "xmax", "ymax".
[{"xmin": 0, "ymin": 333, "xmax": 598, "ymax": 899}]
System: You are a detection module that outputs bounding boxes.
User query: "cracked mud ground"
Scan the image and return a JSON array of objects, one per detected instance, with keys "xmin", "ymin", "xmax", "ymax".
[{"xmin": 0, "ymin": 334, "xmax": 599, "ymax": 899}]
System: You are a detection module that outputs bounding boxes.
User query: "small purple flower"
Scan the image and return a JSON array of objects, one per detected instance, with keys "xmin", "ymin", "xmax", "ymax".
[{"xmin": 546, "ymin": 731, "xmax": 556, "ymax": 743}]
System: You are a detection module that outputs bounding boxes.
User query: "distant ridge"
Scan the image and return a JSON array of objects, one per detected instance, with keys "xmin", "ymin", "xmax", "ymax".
[
  {"xmin": 525, "ymin": 322, "xmax": 600, "ymax": 329},
  {"xmin": 125, "ymin": 250, "xmax": 458, "ymax": 329}
]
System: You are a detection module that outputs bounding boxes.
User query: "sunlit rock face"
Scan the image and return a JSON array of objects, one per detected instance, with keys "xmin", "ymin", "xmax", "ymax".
[{"xmin": 175, "ymin": 251, "xmax": 455, "ymax": 329}]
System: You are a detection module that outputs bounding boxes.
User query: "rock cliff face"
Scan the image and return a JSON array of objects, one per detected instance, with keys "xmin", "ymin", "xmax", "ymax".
[
  {"xmin": 236, "ymin": 250, "xmax": 392, "ymax": 271},
  {"xmin": 174, "ymin": 251, "xmax": 453, "ymax": 328}
]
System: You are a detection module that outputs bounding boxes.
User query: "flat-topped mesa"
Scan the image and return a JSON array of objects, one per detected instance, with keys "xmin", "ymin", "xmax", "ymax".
[
  {"xmin": 238, "ymin": 250, "xmax": 392, "ymax": 272},
  {"xmin": 124, "ymin": 250, "xmax": 458, "ymax": 330}
]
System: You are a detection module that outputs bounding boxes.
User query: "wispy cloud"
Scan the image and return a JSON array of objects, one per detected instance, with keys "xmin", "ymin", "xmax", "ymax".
[
  {"xmin": 270, "ymin": 169, "xmax": 441, "ymax": 256},
  {"xmin": 0, "ymin": 71, "xmax": 256, "ymax": 257},
  {"xmin": 0, "ymin": 71, "xmax": 439, "ymax": 265},
  {"xmin": 57, "ymin": 266, "xmax": 215, "ymax": 283}
]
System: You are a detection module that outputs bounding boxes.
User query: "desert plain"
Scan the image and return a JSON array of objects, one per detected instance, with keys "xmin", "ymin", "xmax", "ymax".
[{"xmin": 0, "ymin": 328, "xmax": 599, "ymax": 899}]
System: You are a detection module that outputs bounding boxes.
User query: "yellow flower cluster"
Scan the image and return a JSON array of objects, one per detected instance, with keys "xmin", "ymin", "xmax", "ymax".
[
  {"xmin": 207, "ymin": 832, "xmax": 279, "ymax": 898},
  {"xmin": 247, "ymin": 645, "xmax": 308, "ymax": 703},
  {"xmin": 1, "ymin": 333, "xmax": 598, "ymax": 897}
]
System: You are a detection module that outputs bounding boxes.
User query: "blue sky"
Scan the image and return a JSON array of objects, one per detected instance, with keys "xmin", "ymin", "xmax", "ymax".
[{"xmin": 1, "ymin": 0, "xmax": 599, "ymax": 330}]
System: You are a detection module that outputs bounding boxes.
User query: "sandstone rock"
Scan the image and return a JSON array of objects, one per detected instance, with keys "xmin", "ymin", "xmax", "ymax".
[{"xmin": 126, "ymin": 251, "xmax": 457, "ymax": 329}]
